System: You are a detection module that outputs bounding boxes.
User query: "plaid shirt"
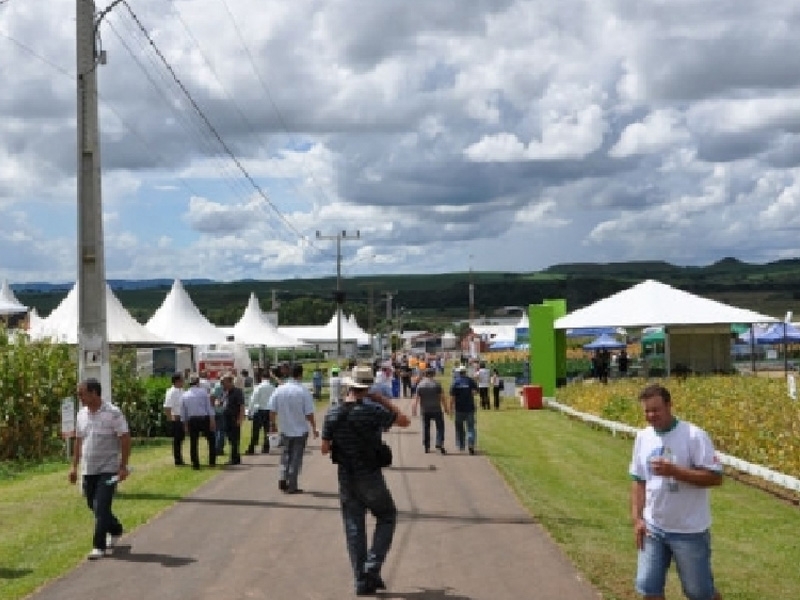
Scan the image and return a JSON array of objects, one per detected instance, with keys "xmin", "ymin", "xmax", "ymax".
[{"xmin": 76, "ymin": 401, "xmax": 129, "ymax": 475}]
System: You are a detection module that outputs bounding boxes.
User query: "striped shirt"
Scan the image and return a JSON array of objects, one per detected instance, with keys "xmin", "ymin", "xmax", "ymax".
[
  {"xmin": 76, "ymin": 401, "xmax": 129, "ymax": 475},
  {"xmin": 322, "ymin": 401, "xmax": 396, "ymax": 476}
]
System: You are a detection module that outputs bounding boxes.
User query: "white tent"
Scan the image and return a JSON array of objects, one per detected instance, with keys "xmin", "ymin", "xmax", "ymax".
[
  {"xmin": 0, "ymin": 279, "xmax": 27, "ymax": 316},
  {"xmin": 229, "ymin": 293, "xmax": 305, "ymax": 348},
  {"xmin": 29, "ymin": 283, "xmax": 164, "ymax": 344},
  {"xmin": 554, "ymin": 279, "xmax": 776, "ymax": 329},
  {"xmin": 146, "ymin": 279, "xmax": 227, "ymax": 345}
]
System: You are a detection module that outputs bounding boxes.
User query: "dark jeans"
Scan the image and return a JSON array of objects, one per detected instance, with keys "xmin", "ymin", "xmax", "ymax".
[
  {"xmin": 225, "ymin": 418, "xmax": 241, "ymax": 463},
  {"xmin": 83, "ymin": 473, "xmax": 123, "ymax": 551},
  {"xmin": 492, "ymin": 386, "xmax": 501, "ymax": 410},
  {"xmin": 187, "ymin": 416, "xmax": 216, "ymax": 467},
  {"xmin": 215, "ymin": 412, "xmax": 227, "ymax": 454},
  {"xmin": 169, "ymin": 419, "xmax": 185, "ymax": 464},
  {"xmin": 454, "ymin": 410, "xmax": 476, "ymax": 450},
  {"xmin": 339, "ymin": 470, "xmax": 397, "ymax": 589},
  {"xmin": 401, "ymin": 377, "xmax": 412, "ymax": 398},
  {"xmin": 422, "ymin": 411, "xmax": 445, "ymax": 450},
  {"xmin": 478, "ymin": 387, "xmax": 490, "ymax": 409},
  {"xmin": 248, "ymin": 409, "xmax": 271, "ymax": 452}
]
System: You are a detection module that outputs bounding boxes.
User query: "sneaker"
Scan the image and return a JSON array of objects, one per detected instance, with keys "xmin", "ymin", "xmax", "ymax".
[{"xmin": 87, "ymin": 548, "xmax": 105, "ymax": 560}]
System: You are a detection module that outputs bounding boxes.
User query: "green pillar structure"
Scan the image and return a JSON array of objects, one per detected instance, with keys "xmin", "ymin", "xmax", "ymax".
[
  {"xmin": 528, "ymin": 299, "xmax": 567, "ymax": 397},
  {"xmin": 543, "ymin": 299, "xmax": 567, "ymax": 388}
]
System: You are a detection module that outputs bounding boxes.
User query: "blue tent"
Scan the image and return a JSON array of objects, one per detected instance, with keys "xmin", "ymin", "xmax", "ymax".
[
  {"xmin": 582, "ymin": 333, "xmax": 626, "ymax": 351},
  {"xmin": 756, "ymin": 323, "xmax": 800, "ymax": 345}
]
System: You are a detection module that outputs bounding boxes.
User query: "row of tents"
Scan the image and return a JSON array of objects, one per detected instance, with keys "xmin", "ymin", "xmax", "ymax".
[{"xmin": 2, "ymin": 279, "xmax": 371, "ymax": 349}]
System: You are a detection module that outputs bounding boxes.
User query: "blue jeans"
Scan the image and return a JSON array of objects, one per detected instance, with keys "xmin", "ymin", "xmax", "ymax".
[
  {"xmin": 422, "ymin": 411, "xmax": 445, "ymax": 450},
  {"xmin": 279, "ymin": 433, "xmax": 308, "ymax": 491},
  {"xmin": 454, "ymin": 411, "xmax": 476, "ymax": 450},
  {"xmin": 339, "ymin": 470, "xmax": 397, "ymax": 588},
  {"xmin": 215, "ymin": 412, "xmax": 227, "ymax": 453},
  {"xmin": 636, "ymin": 525, "xmax": 717, "ymax": 600},
  {"xmin": 83, "ymin": 473, "xmax": 123, "ymax": 551}
]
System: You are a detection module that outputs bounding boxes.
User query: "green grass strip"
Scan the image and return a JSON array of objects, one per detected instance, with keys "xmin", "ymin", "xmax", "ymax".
[{"xmin": 480, "ymin": 406, "xmax": 800, "ymax": 600}]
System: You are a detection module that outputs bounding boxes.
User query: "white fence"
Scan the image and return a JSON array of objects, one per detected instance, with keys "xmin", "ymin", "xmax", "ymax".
[{"xmin": 545, "ymin": 398, "xmax": 800, "ymax": 494}]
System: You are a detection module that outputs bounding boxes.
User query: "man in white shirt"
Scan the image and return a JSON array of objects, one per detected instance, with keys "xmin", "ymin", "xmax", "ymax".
[
  {"xmin": 329, "ymin": 366, "xmax": 343, "ymax": 406},
  {"xmin": 476, "ymin": 361, "xmax": 491, "ymax": 410},
  {"xmin": 268, "ymin": 364, "xmax": 319, "ymax": 494},
  {"xmin": 163, "ymin": 372, "xmax": 185, "ymax": 466},
  {"xmin": 246, "ymin": 371, "xmax": 276, "ymax": 455},
  {"xmin": 629, "ymin": 384, "xmax": 723, "ymax": 600}
]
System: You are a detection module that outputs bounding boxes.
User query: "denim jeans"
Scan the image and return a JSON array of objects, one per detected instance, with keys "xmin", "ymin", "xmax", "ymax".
[
  {"xmin": 339, "ymin": 470, "xmax": 397, "ymax": 587},
  {"xmin": 422, "ymin": 411, "xmax": 445, "ymax": 450},
  {"xmin": 279, "ymin": 433, "xmax": 308, "ymax": 491},
  {"xmin": 248, "ymin": 410, "xmax": 271, "ymax": 451},
  {"xmin": 83, "ymin": 473, "xmax": 123, "ymax": 551},
  {"xmin": 454, "ymin": 411, "xmax": 476, "ymax": 450},
  {"xmin": 215, "ymin": 412, "xmax": 227, "ymax": 454}
]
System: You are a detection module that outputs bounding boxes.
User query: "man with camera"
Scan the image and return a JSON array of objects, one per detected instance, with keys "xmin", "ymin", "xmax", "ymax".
[{"xmin": 321, "ymin": 366, "xmax": 410, "ymax": 596}]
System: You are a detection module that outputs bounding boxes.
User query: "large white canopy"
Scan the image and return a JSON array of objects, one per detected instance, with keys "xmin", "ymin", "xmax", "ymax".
[
  {"xmin": 146, "ymin": 279, "xmax": 227, "ymax": 345},
  {"xmin": 554, "ymin": 279, "xmax": 777, "ymax": 329},
  {"xmin": 29, "ymin": 283, "xmax": 164, "ymax": 344},
  {"xmin": 0, "ymin": 279, "xmax": 27, "ymax": 315},
  {"xmin": 229, "ymin": 293, "xmax": 305, "ymax": 348}
]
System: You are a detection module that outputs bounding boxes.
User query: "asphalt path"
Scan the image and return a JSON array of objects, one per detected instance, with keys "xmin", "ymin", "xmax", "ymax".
[{"xmin": 28, "ymin": 399, "xmax": 600, "ymax": 600}]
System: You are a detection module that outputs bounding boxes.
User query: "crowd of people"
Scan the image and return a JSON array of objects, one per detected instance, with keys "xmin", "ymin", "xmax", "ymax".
[{"xmin": 66, "ymin": 357, "xmax": 725, "ymax": 598}]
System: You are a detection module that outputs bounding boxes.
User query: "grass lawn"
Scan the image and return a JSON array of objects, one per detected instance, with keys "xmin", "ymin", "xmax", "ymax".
[{"xmin": 479, "ymin": 406, "xmax": 800, "ymax": 600}]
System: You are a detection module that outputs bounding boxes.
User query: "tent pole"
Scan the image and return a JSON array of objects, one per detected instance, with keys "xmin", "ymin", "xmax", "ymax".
[
  {"xmin": 750, "ymin": 326, "xmax": 756, "ymax": 374},
  {"xmin": 664, "ymin": 328, "xmax": 671, "ymax": 377},
  {"xmin": 784, "ymin": 322, "xmax": 788, "ymax": 376}
]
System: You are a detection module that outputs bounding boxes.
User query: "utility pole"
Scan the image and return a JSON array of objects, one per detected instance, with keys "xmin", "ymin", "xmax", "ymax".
[
  {"xmin": 358, "ymin": 283, "xmax": 376, "ymax": 358},
  {"xmin": 468, "ymin": 253, "xmax": 475, "ymax": 323},
  {"xmin": 381, "ymin": 291, "xmax": 395, "ymax": 357},
  {"xmin": 316, "ymin": 230, "xmax": 361, "ymax": 357},
  {"xmin": 77, "ymin": 0, "xmax": 115, "ymax": 394}
]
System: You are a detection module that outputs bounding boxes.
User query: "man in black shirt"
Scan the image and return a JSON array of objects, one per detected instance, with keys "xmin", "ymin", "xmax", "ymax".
[
  {"xmin": 321, "ymin": 366, "xmax": 410, "ymax": 596},
  {"xmin": 220, "ymin": 372, "xmax": 245, "ymax": 465}
]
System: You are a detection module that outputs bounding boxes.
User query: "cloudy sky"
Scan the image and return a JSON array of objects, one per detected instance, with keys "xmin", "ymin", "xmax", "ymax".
[{"xmin": 2, "ymin": 0, "xmax": 800, "ymax": 284}]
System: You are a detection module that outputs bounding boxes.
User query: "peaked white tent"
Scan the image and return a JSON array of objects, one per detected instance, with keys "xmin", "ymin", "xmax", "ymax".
[
  {"xmin": 0, "ymin": 279, "xmax": 27, "ymax": 315},
  {"xmin": 555, "ymin": 279, "xmax": 776, "ymax": 329},
  {"xmin": 29, "ymin": 283, "xmax": 164, "ymax": 344},
  {"xmin": 229, "ymin": 293, "xmax": 305, "ymax": 348},
  {"xmin": 146, "ymin": 279, "xmax": 227, "ymax": 345}
]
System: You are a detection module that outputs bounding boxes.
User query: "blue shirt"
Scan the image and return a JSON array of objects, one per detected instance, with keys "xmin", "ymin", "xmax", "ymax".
[{"xmin": 450, "ymin": 374, "xmax": 477, "ymax": 413}]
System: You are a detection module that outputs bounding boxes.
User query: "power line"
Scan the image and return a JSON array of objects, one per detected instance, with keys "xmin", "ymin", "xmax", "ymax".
[{"xmin": 118, "ymin": 0, "xmax": 315, "ymax": 249}]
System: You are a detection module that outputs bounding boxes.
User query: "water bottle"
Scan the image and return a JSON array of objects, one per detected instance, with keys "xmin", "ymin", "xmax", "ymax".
[{"xmin": 106, "ymin": 466, "xmax": 132, "ymax": 485}]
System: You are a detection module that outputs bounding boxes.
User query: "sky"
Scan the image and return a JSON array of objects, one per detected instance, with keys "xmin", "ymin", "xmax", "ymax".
[{"xmin": 2, "ymin": 1, "xmax": 800, "ymax": 285}]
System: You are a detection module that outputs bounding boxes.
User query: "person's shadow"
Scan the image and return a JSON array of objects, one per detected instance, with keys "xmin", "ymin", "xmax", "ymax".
[
  {"xmin": 373, "ymin": 588, "xmax": 473, "ymax": 599},
  {"xmin": 107, "ymin": 545, "xmax": 196, "ymax": 567},
  {"xmin": 0, "ymin": 567, "xmax": 32, "ymax": 579}
]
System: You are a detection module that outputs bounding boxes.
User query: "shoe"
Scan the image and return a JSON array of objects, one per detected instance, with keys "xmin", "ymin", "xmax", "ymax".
[
  {"xmin": 285, "ymin": 488, "xmax": 304, "ymax": 494},
  {"xmin": 87, "ymin": 548, "xmax": 105, "ymax": 560},
  {"xmin": 244, "ymin": 448, "xmax": 255, "ymax": 456},
  {"xmin": 106, "ymin": 533, "xmax": 122, "ymax": 548},
  {"xmin": 192, "ymin": 465, "xmax": 200, "ymax": 470},
  {"xmin": 355, "ymin": 581, "xmax": 378, "ymax": 596},
  {"xmin": 437, "ymin": 446, "xmax": 447, "ymax": 455},
  {"xmin": 261, "ymin": 445, "xmax": 269, "ymax": 454},
  {"xmin": 424, "ymin": 447, "xmax": 430, "ymax": 454},
  {"xmin": 364, "ymin": 571, "xmax": 386, "ymax": 590},
  {"xmin": 175, "ymin": 461, "xmax": 186, "ymax": 466},
  {"xmin": 278, "ymin": 479, "xmax": 288, "ymax": 491},
  {"xmin": 468, "ymin": 446, "xmax": 476, "ymax": 455}
]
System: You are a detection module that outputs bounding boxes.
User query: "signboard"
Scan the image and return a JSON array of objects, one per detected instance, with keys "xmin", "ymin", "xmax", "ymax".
[
  {"xmin": 197, "ymin": 351, "xmax": 235, "ymax": 380},
  {"xmin": 61, "ymin": 397, "xmax": 76, "ymax": 438},
  {"xmin": 788, "ymin": 374, "xmax": 797, "ymax": 401}
]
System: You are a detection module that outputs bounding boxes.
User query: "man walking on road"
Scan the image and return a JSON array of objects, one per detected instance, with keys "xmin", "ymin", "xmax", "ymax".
[
  {"xmin": 181, "ymin": 374, "xmax": 217, "ymax": 470},
  {"xmin": 220, "ymin": 372, "xmax": 245, "ymax": 465},
  {"xmin": 321, "ymin": 366, "xmax": 411, "ymax": 596},
  {"xmin": 450, "ymin": 365, "xmax": 478, "ymax": 454},
  {"xmin": 269, "ymin": 363, "xmax": 319, "ymax": 493},
  {"xmin": 68, "ymin": 378, "xmax": 131, "ymax": 560},
  {"xmin": 163, "ymin": 372, "xmax": 185, "ymax": 466},
  {"xmin": 629, "ymin": 384, "xmax": 723, "ymax": 600},
  {"xmin": 246, "ymin": 371, "xmax": 275, "ymax": 455},
  {"xmin": 412, "ymin": 367, "xmax": 448, "ymax": 454}
]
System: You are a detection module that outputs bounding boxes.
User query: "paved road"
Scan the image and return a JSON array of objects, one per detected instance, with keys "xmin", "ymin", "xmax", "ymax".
[{"xmin": 29, "ymin": 400, "xmax": 600, "ymax": 599}]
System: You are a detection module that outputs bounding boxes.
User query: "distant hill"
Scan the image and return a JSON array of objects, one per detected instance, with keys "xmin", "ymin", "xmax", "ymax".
[{"xmin": 12, "ymin": 279, "xmax": 214, "ymax": 293}]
